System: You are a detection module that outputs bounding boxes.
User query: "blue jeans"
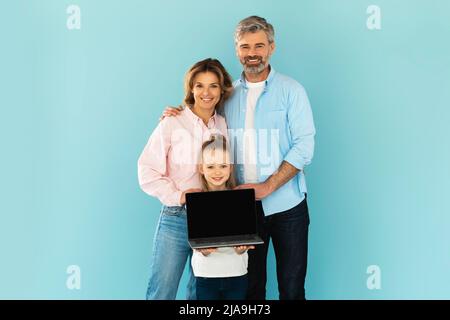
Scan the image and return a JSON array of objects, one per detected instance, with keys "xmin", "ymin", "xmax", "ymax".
[
  {"xmin": 247, "ymin": 198, "xmax": 310, "ymax": 300},
  {"xmin": 146, "ymin": 205, "xmax": 196, "ymax": 300},
  {"xmin": 196, "ymin": 275, "xmax": 248, "ymax": 300}
]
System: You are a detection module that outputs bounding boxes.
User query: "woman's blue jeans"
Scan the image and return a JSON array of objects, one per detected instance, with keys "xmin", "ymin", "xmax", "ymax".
[{"xmin": 146, "ymin": 205, "xmax": 196, "ymax": 300}]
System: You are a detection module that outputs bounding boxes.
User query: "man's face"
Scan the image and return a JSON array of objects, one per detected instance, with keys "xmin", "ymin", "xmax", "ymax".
[{"xmin": 236, "ymin": 30, "xmax": 275, "ymax": 74}]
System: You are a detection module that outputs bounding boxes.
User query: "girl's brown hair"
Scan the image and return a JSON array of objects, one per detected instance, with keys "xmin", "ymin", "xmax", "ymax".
[
  {"xmin": 198, "ymin": 134, "xmax": 236, "ymax": 191},
  {"xmin": 184, "ymin": 58, "xmax": 233, "ymax": 114}
]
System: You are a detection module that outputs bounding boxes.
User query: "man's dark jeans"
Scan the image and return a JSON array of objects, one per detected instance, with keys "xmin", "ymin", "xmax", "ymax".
[{"xmin": 247, "ymin": 198, "xmax": 310, "ymax": 300}]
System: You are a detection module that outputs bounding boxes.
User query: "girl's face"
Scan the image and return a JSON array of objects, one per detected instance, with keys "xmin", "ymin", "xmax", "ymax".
[
  {"xmin": 200, "ymin": 148, "xmax": 231, "ymax": 189},
  {"xmin": 192, "ymin": 72, "xmax": 222, "ymax": 112}
]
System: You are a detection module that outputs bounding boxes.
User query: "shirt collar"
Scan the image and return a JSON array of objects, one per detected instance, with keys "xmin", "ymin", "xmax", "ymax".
[
  {"xmin": 185, "ymin": 105, "xmax": 217, "ymax": 127},
  {"xmin": 239, "ymin": 65, "xmax": 276, "ymax": 91}
]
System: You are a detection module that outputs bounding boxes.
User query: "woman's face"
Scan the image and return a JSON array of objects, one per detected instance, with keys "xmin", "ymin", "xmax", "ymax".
[
  {"xmin": 192, "ymin": 72, "xmax": 222, "ymax": 112},
  {"xmin": 200, "ymin": 148, "xmax": 231, "ymax": 189}
]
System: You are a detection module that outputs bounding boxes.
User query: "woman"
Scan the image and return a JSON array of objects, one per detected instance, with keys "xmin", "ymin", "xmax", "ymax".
[{"xmin": 137, "ymin": 58, "xmax": 233, "ymax": 300}]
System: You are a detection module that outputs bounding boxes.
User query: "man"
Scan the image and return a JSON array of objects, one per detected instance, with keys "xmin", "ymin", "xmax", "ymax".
[{"xmin": 163, "ymin": 16, "xmax": 315, "ymax": 300}]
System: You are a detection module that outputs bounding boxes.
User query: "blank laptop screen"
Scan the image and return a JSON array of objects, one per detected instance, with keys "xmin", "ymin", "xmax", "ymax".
[{"xmin": 186, "ymin": 189, "xmax": 257, "ymax": 239}]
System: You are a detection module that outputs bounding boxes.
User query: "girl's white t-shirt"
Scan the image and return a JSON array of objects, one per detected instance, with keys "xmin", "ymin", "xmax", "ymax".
[{"xmin": 191, "ymin": 247, "xmax": 248, "ymax": 278}]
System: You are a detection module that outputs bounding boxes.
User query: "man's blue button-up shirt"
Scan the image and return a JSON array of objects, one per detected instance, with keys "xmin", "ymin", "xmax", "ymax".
[{"xmin": 223, "ymin": 67, "xmax": 316, "ymax": 216}]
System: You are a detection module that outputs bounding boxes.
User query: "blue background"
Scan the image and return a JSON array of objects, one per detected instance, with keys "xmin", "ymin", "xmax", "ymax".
[{"xmin": 1, "ymin": 0, "xmax": 449, "ymax": 299}]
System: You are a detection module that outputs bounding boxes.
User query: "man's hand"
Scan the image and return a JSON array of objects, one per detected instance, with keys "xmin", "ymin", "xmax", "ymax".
[
  {"xmin": 234, "ymin": 245, "xmax": 255, "ymax": 255},
  {"xmin": 234, "ymin": 161, "xmax": 300, "ymax": 200},
  {"xmin": 159, "ymin": 105, "xmax": 183, "ymax": 121},
  {"xmin": 196, "ymin": 248, "xmax": 218, "ymax": 256},
  {"xmin": 234, "ymin": 182, "xmax": 273, "ymax": 200},
  {"xmin": 180, "ymin": 188, "xmax": 202, "ymax": 205}
]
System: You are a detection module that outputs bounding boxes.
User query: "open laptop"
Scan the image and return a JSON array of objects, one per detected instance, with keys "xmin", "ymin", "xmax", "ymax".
[{"xmin": 186, "ymin": 189, "xmax": 264, "ymax": 249}]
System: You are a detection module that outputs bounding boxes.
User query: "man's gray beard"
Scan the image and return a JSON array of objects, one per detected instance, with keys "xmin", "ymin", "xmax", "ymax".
[{"xmin": 244, "ymin": 62, "xmax": 266, "ymax": 74}]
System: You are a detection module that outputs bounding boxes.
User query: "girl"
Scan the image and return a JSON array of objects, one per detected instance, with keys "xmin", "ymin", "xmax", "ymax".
[
  {"xmin": 138, "ymin": 59, "xmax": 233, "ymax": 300},
  {"xmin": 192, "ymin": 134, "xmax": 255, "ymax": 300}
]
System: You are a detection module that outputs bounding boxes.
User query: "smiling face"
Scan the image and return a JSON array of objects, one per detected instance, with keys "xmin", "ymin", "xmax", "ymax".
[
  {"xmin": 199, "ymin": 148, "xmax": 232, "ymax": 190},
  {"xmin": 236, "ymin": 30, "xmax": 275, "ymax": 75},
  {"xmin": 192, "ymin": 71, "xmax": 222, "ymax": 113}
]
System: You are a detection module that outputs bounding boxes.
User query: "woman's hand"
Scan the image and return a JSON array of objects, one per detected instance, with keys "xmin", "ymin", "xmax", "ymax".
[
  {"xmin": 234, "ymin": 245, "xmax": 255, "ymax": 255},
  {"xmin": 159, "ymin": 105, "xmax": 184, "ymax": 121},
  {"xmin": 196, "ymin": 248, "xmax": 218, "ymax": 256},
  {"xmin": 180, "ymin": 188, "xmax": 202, "ymax": 205}
]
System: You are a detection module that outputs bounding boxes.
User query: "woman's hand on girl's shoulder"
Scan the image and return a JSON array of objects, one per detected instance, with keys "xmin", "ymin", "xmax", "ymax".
[{"xmin": 180, "ymin": 188, "xmax": 203, "ymax": 205}]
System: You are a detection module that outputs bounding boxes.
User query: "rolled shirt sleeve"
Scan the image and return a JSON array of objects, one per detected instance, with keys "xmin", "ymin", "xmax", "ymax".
[
  {"xmin": 283, "ymin": 84, "xmax": 316, "ymax": 171},
  {"xmin": 137, "ymin": 119, "xmax": 183, "ymax": 206}
]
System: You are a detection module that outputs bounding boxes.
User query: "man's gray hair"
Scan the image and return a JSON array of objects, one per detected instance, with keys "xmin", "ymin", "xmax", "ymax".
[{"xmin": 234, "ymin": 16, "xmax": 275, "ymax": 45}]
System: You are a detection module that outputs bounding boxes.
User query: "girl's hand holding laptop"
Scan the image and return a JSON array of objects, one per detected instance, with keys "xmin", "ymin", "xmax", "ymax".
[
  {"xmin": 196, "ymin": 245, "xmax": 255, "ymax": 256},
  {"xmin": 196, "ymin": 248, "xmax": 218, "ymax": 256},
  {"xmin": 234, "ymin": 245, "xmax": 255, "ymax": 254}
]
